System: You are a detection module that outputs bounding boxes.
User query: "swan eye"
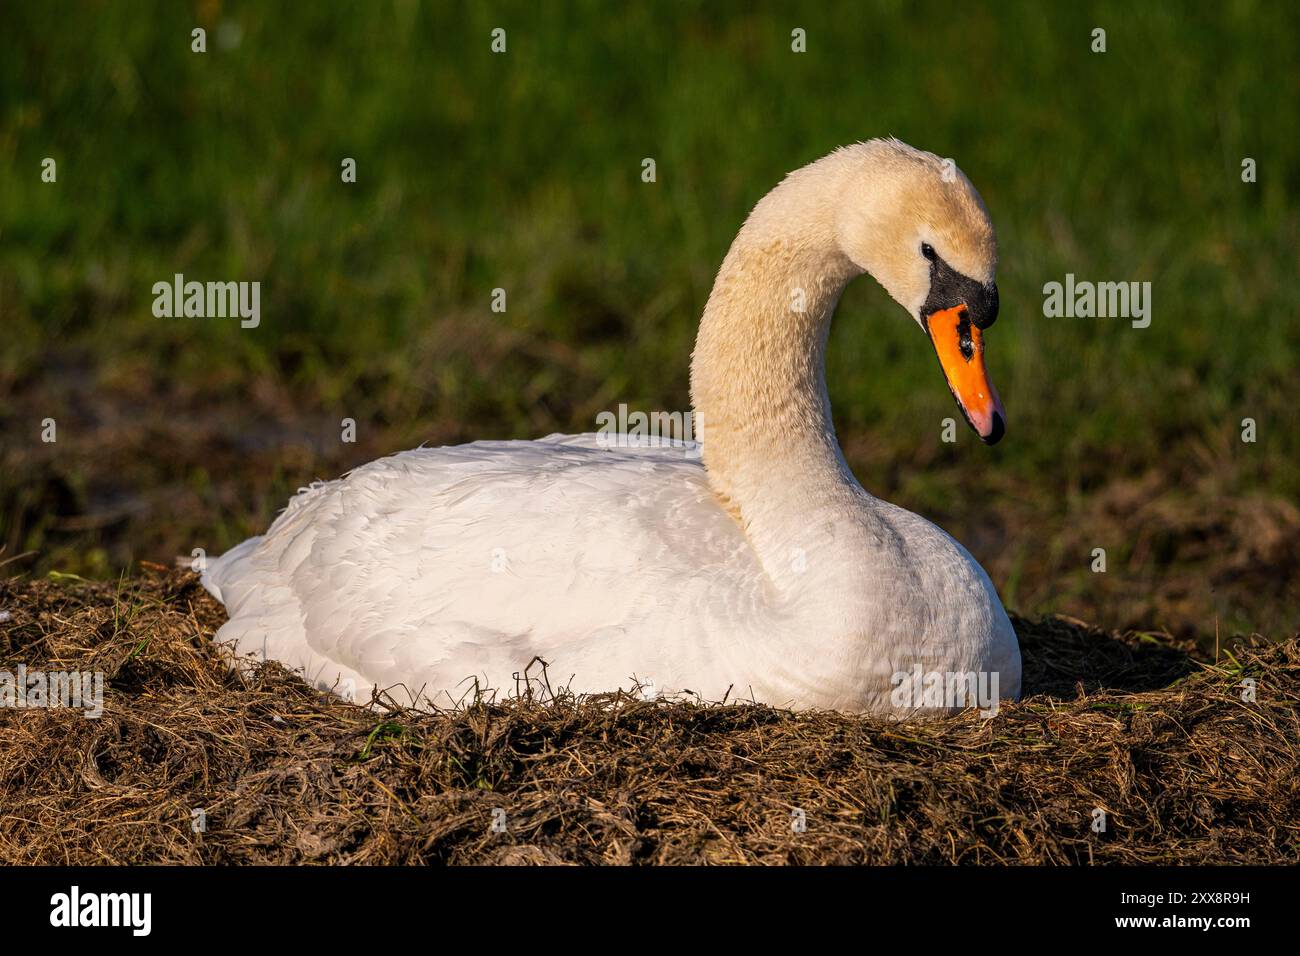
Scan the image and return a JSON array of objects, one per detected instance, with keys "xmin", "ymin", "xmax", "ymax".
[{"xmin": 921, "ymin": 242, "xmax": 937, "ymax": 261}]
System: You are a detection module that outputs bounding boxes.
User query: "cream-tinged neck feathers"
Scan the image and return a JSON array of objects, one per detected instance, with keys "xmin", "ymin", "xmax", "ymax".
[
  {"xmin": 689, "ymin": 158, "xmax": 859, "ymax": 583},
  {"xmin": 689, "ymin": 140, "xmax": 997, "ymax": 586}
]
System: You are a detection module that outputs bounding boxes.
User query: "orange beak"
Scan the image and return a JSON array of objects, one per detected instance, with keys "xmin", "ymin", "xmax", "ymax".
[{"xmin": 926, "ymin": 304, "xmax": 1005, "ymax": 444}]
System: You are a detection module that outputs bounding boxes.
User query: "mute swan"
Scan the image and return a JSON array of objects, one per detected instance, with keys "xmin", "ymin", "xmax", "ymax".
[{"xmin": 203, "ymin": 138, "xmax": 1021, "ymax": 715}]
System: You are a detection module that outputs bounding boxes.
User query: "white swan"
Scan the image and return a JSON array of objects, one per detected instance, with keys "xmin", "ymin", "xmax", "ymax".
[{"xmin": 203, "ymin": 138, "xmax": 1021, "ymax": 715}]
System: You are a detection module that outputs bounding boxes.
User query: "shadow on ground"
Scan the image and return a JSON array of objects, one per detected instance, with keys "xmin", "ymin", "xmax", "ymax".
[{"xmin": 1014, "ymin": 613, "xmax": 1200, "ymax": 699}]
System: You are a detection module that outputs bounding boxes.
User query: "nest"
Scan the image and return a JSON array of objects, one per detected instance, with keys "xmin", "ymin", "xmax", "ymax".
[{"xmin": 1, "ymin": 570, "xmax": 1296, "ymax": 864}]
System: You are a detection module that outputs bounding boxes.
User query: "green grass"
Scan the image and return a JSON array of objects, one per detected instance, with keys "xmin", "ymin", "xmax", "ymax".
[{"xmin": 1, "ymin": 1, "xmax": 1297, "ymax": 638}]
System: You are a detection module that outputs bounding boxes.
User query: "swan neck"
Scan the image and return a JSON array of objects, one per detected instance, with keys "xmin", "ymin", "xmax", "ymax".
[{"xmin": 689, "ymin": 165, "xmax": 868, "ymax": 572}]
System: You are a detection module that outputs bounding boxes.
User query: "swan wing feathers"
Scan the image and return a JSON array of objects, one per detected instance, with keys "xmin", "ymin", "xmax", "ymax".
[{"xmin": 203, "ymin": 435, "xmax": 766, "ymax": 705}]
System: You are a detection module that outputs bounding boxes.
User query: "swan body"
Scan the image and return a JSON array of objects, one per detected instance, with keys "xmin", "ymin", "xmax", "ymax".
[{"xmin": 204, "ymin": 139, "xmax": 1022, "ymax": 714}]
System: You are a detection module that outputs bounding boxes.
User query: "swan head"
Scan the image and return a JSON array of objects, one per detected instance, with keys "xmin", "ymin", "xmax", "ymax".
[{"xmin": 834, "ymin": 139, "xmax": 1005, "ymax": 444}]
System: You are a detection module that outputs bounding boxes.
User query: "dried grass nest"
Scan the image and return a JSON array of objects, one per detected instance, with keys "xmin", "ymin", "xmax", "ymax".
[{"xmin": 1, "ymin": 570, "xmax": 1296, "ymax": 865}]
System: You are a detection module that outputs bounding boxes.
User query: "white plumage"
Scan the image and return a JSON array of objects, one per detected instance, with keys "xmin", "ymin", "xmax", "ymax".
[
  {"xmin": 204, "ymin": 140, "xmax": 1022, "ymax": 714},
  {"xmin": 206, "ymin": 436, "xmax": 760, "ymax": 706}
]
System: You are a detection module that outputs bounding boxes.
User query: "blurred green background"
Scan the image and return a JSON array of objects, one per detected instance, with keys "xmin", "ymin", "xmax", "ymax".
[{"xmin": 1, "ymin": 0, "xmax": 1297, "ymax": 642}]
